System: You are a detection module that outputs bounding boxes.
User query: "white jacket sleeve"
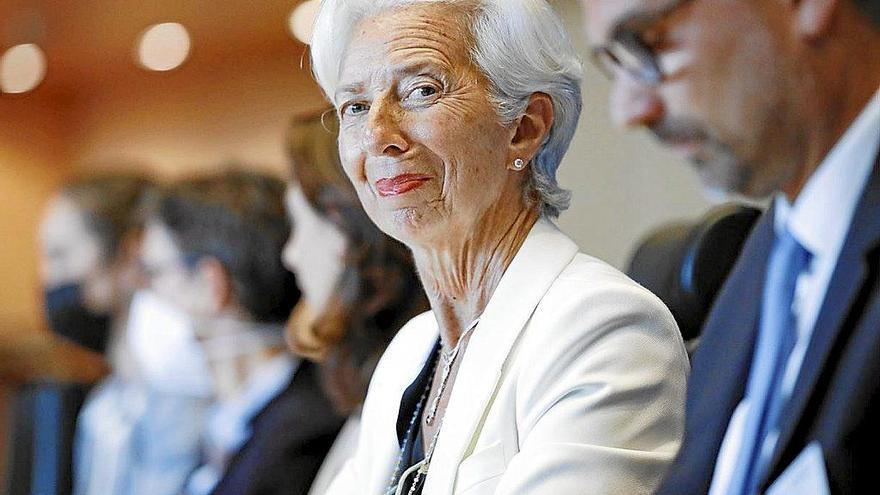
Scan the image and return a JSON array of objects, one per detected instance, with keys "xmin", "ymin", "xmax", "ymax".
[{"xmin": 493, "ymin": 275, "xmax": 689, "ymax": 495}]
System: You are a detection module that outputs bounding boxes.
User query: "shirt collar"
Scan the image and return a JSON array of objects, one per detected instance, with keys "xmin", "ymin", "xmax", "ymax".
[
  {"xmin": 775, "ymin": 87, "xmax": 880, "ymax": 259},
  {"xmin": 206, "ymin": 353, "xmax": 299, "ymax": 453}
]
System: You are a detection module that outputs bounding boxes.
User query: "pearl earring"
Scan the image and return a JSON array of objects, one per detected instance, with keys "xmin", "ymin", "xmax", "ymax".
[{"xmin": 512, "ymin": 158, "xmax": 526, "ymax": 170}]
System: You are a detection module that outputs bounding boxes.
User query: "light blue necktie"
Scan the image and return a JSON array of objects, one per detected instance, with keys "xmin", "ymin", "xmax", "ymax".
[{"xmin": 726, "ymin": 229, "xmax": 811, "ymax": 495}]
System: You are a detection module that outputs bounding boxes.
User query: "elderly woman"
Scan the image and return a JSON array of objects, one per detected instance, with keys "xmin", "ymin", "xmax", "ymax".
[{"xmin": 311, "ymin": 1, "xmax": 689, "ymax": 494}]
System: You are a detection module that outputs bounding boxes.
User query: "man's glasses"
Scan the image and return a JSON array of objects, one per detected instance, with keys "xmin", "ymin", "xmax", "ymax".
[{"xmin": 590, "ymin": 0, "xmax": 695, "ymax": 85}]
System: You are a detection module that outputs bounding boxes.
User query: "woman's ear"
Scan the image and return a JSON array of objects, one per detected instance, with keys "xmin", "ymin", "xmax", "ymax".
[
  {"xmin": 195, "ymin": 257, "xmax": 235, "ymax": 315},
  {"xmin": 507, "ymin": 92, "xmax": 554, "ymax": 170}
]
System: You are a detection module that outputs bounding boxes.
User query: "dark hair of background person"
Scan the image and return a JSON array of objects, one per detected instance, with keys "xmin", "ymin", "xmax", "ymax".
[
  {"xmin": 853, "ymin": 0, "xmax": 880, "ymax": 26},
  {"xmin": 286, "ymin": 110, "xmax": 429, "ymax": 415},
  {"xmin": 153, "ymin": 169, "xmax": 300, "ymax": 324},
  {"xmin": 62, "ymin": 173, "xmax": 154, "ymax": 260}
]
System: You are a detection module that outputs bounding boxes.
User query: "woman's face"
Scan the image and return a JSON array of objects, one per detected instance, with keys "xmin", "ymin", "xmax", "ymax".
[
  {"xmin": 282, "ymin": 185, "xmax": 347, "ymax": 316},
  {"xmin": 334, "ymin": 4, "xmax": 520, "ymax": 247}
]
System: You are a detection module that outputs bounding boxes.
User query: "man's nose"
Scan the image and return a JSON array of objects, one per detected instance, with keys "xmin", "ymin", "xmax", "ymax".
[{"xmin": 609, "ymin": 75, "xmax": 665, "ymax": 130}]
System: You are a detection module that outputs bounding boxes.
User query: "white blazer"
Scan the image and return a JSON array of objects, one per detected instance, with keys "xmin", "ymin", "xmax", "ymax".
[{"xmin": 325, "ymin": 219, "xmax": 689, "ymax": 495}]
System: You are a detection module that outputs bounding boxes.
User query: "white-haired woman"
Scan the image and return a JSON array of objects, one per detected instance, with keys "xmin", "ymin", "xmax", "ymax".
[{"xmin": 309, "ymin": 1, "xmax": 689, "ymax": 494}]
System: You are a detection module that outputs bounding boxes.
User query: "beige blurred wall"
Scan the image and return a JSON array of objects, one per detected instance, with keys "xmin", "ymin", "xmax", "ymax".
[
  {"xmin": 0, "ymin": 94, "xmax": 71, "ymax": 328},
  {"xmin": 68, "ymin": 55, "xmax": 327, "ymax": 178},
  {"xmin": 0, "ymin": 93, "xmax": 72, "ymax": 489}
]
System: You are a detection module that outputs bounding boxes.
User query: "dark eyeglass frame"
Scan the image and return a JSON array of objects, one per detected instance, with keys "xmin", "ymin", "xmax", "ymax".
[{"xmin": 590, "ymin": 0, "xmax": 696, "ymax": 85}]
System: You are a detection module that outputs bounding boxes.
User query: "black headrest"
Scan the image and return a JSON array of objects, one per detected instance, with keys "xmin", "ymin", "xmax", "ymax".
[{"xmin": 627, "ymin": 204, "xmax": 761, "ymax": 342}]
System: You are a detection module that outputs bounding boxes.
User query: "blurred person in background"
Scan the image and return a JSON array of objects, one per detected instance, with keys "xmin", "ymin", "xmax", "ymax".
[
  {"xmin": 40, "ymin": 174, "xmax": 151, "ymax": 357},
  {"xmin": 71, "ymin": 174, "xmax": 215, "ymax": 495},
  {"xmin": 140, "ymin": 169, "xmax": 344, "ymax": 495},
  {"xmin": 18, "ymin": 174, "xmax": 154, "ymax": 385},
  {"xmin": 282, "ymin": 111, "xmax": 429, "ymax": 495},
  {"xmin": 2, "ymin": 175, "xmax": 140, "ymax": 385},
  {"xmin": 0, "ymin": 174, "xmax": 150, "ymax": 494}
]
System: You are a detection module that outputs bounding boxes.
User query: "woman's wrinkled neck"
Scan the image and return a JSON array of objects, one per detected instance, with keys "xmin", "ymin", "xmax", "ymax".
[{"xmin": 411, "ymin": 203, "xmax": 539, "ymax": 351}]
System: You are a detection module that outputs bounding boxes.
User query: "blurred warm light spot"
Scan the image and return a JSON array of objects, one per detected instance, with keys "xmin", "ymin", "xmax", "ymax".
[
  {"xmin": 0, "ymin": 43, "xmax": 47, "ymax": 94},
  {"xmin": 137, "ymin": 22, "xmax": 191, "ymax": 72},
  {"xmin": 289, "ymin": 0, "xmax": 320, "ymax": 45}
]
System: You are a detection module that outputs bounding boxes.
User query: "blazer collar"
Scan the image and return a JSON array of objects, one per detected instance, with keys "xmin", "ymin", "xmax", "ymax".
[
  {"xmin": 764, "ymin": 155, "xmax": 880, "ymax": 487},
  {"xmin": 423, "ymin": 218, "xmax": 579, "ymax": 494}
]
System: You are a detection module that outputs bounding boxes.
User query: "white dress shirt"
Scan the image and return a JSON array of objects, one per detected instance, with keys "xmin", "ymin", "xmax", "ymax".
[{"xmin": 709, "ymin": 87, "xmax": 880, "ymax": 494}]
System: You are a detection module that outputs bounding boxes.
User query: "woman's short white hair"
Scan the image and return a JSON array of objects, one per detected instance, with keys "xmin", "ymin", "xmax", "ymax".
[{"xmin": 310, "ymin": 0, "xmax": 583, "ymax": 218}]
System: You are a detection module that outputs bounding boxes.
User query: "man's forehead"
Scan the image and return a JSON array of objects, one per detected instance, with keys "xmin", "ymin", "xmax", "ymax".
[{"xmin": 581, "ymin": 0, "xmax": 670, "ymax": 43}]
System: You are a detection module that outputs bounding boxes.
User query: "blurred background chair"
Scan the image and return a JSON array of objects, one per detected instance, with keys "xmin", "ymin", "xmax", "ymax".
[{"xmin": 627, "ymin": 203, "xmax": 762, "ymax": 357}]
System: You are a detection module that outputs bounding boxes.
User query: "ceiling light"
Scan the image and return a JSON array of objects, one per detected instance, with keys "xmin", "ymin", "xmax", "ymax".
[
  {"xmin": 0, "ymin": 43, "xmax": 47, "ymax": 94},
  {"xmin": 137, "ymin": 22, "xmax": 191, "ymax": 72},
  {"xmin": 289, "ymin": 0, "xmax": 320, "ymax": 45}
]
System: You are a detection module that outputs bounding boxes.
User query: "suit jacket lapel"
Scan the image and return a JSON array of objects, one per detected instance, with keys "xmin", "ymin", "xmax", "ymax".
[
  {"xmin": 676, "ymin": 206, "xmax": 772, "ymax": 494},
  {"xmin": 422, "ymin": 219, "xmax": 579, "ymax": 495},
  {"xmin": 764, "ymin": 156, "xmax": 880, "ymax": 487}
]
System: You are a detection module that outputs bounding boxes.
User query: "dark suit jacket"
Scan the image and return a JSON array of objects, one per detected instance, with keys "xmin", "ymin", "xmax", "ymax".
[
  {"xmin": 657, "ymin": 155, "xmax": 880, "ymax": 495},
  {"xmin": 210, "ymin": 360, "xmax": 345, "ymax": 495}
]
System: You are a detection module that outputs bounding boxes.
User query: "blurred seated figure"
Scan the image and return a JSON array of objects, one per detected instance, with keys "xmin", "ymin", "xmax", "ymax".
[
  {"xmin": 2, "ymin": 174, "xmax": 151, "ymax": 495},
  {"xmin": 627, "ymin": 204, "xmax": 761, "ymax": 355},
  {"xmin": 40, "ymin": 174, "xmax": 152, "ymax": 357},
  {"xmin": 282, "ymin": 111, "xmax": 429, "ymax": 495},
  {"xmin": 139, "ymin": 169, "xmax": 344, "ymax": 495},
  {"xmin": 66, "ymin": 174, "xmax": 215, "ymax": 495},
  {"xmin": 7, "ymin": 174, "xmax": 153, "ymax": 385}
]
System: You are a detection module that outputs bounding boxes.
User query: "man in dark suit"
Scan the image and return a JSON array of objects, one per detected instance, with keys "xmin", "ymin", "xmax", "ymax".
[
  {"xmin": 141, "ymin": 170, "xmax": 345, "ymax": 495},
  {"xmin": 580, "ymin": 0, "xmax": 879, "ymax": 493},
  {"xmin": 208, "ymin": 360, "xmax": 343, "ymax": 495}
]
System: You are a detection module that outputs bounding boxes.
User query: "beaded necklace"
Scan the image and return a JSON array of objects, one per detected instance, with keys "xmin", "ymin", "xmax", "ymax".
[{"xmin": 386, "ymin": 317, "xmax": 481, "ymax": 495}]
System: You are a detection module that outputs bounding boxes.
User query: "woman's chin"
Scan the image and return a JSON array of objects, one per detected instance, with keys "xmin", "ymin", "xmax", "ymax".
[{"xmin": 373, "ymin": 206, "xmax": 442, "ymax": 248}]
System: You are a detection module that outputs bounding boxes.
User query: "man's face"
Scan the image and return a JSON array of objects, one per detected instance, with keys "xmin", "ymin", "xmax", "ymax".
[{"xmin": 581, "ymin": 0, "xmax": 800, "ymax": 198}]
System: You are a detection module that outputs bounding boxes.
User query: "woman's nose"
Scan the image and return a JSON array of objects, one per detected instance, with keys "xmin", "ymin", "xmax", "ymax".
[
  {"xmin": 609, "ymin": 75, "xmax": 665, "ymax": 130},
  {"xmin": 362, "ymin": 100, "xmax": 409, "ymax": 157}
]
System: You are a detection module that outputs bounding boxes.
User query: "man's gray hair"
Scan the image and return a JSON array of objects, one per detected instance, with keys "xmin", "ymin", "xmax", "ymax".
[{"xmin": 310, "ymin": 0, "xmax": 584, "ymax": 218}]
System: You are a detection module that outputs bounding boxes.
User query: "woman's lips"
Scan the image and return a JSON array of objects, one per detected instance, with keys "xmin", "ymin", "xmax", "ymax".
[{"xmin": 375, "ymin": 174, "xmax": 432, "ymax": 197}]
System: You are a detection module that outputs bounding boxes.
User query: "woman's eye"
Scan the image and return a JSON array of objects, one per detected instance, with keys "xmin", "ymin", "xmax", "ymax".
[
  {"xmin": 409, "ymin": 85, "xmax": 438, "ymax": 100},
  {"xmin": 342, "ymin": 102, "xmax": 369, "ymax": 117}
]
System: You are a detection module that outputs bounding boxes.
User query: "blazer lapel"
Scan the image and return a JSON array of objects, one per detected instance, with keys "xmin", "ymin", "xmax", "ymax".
[
  {"xmin": 423, "ymin": 219, "xmax": 579, "ymax": 495},
  {"xmin": 679, "ymin": 205, "xmax": 772, "ymax": 494},
  {"xmin": 764, "ymin": 157, "xmax": 880, "ymax": 487}
]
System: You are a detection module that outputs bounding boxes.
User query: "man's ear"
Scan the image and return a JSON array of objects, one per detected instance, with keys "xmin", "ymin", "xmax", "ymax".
[
  {"xmin": 507, "ymin": 92, "xmax": 554, "ymax": 170},
  {"xmin": 114, "ymin": 230, "xmax": 147, "ymax": 289},
  {"xmin": 196, "ymin": 257, "xmax": 234, "ymax": 314},
  {"xmin": 793, "ymin": 0, "xmax": 839, "ymax": 41}
]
